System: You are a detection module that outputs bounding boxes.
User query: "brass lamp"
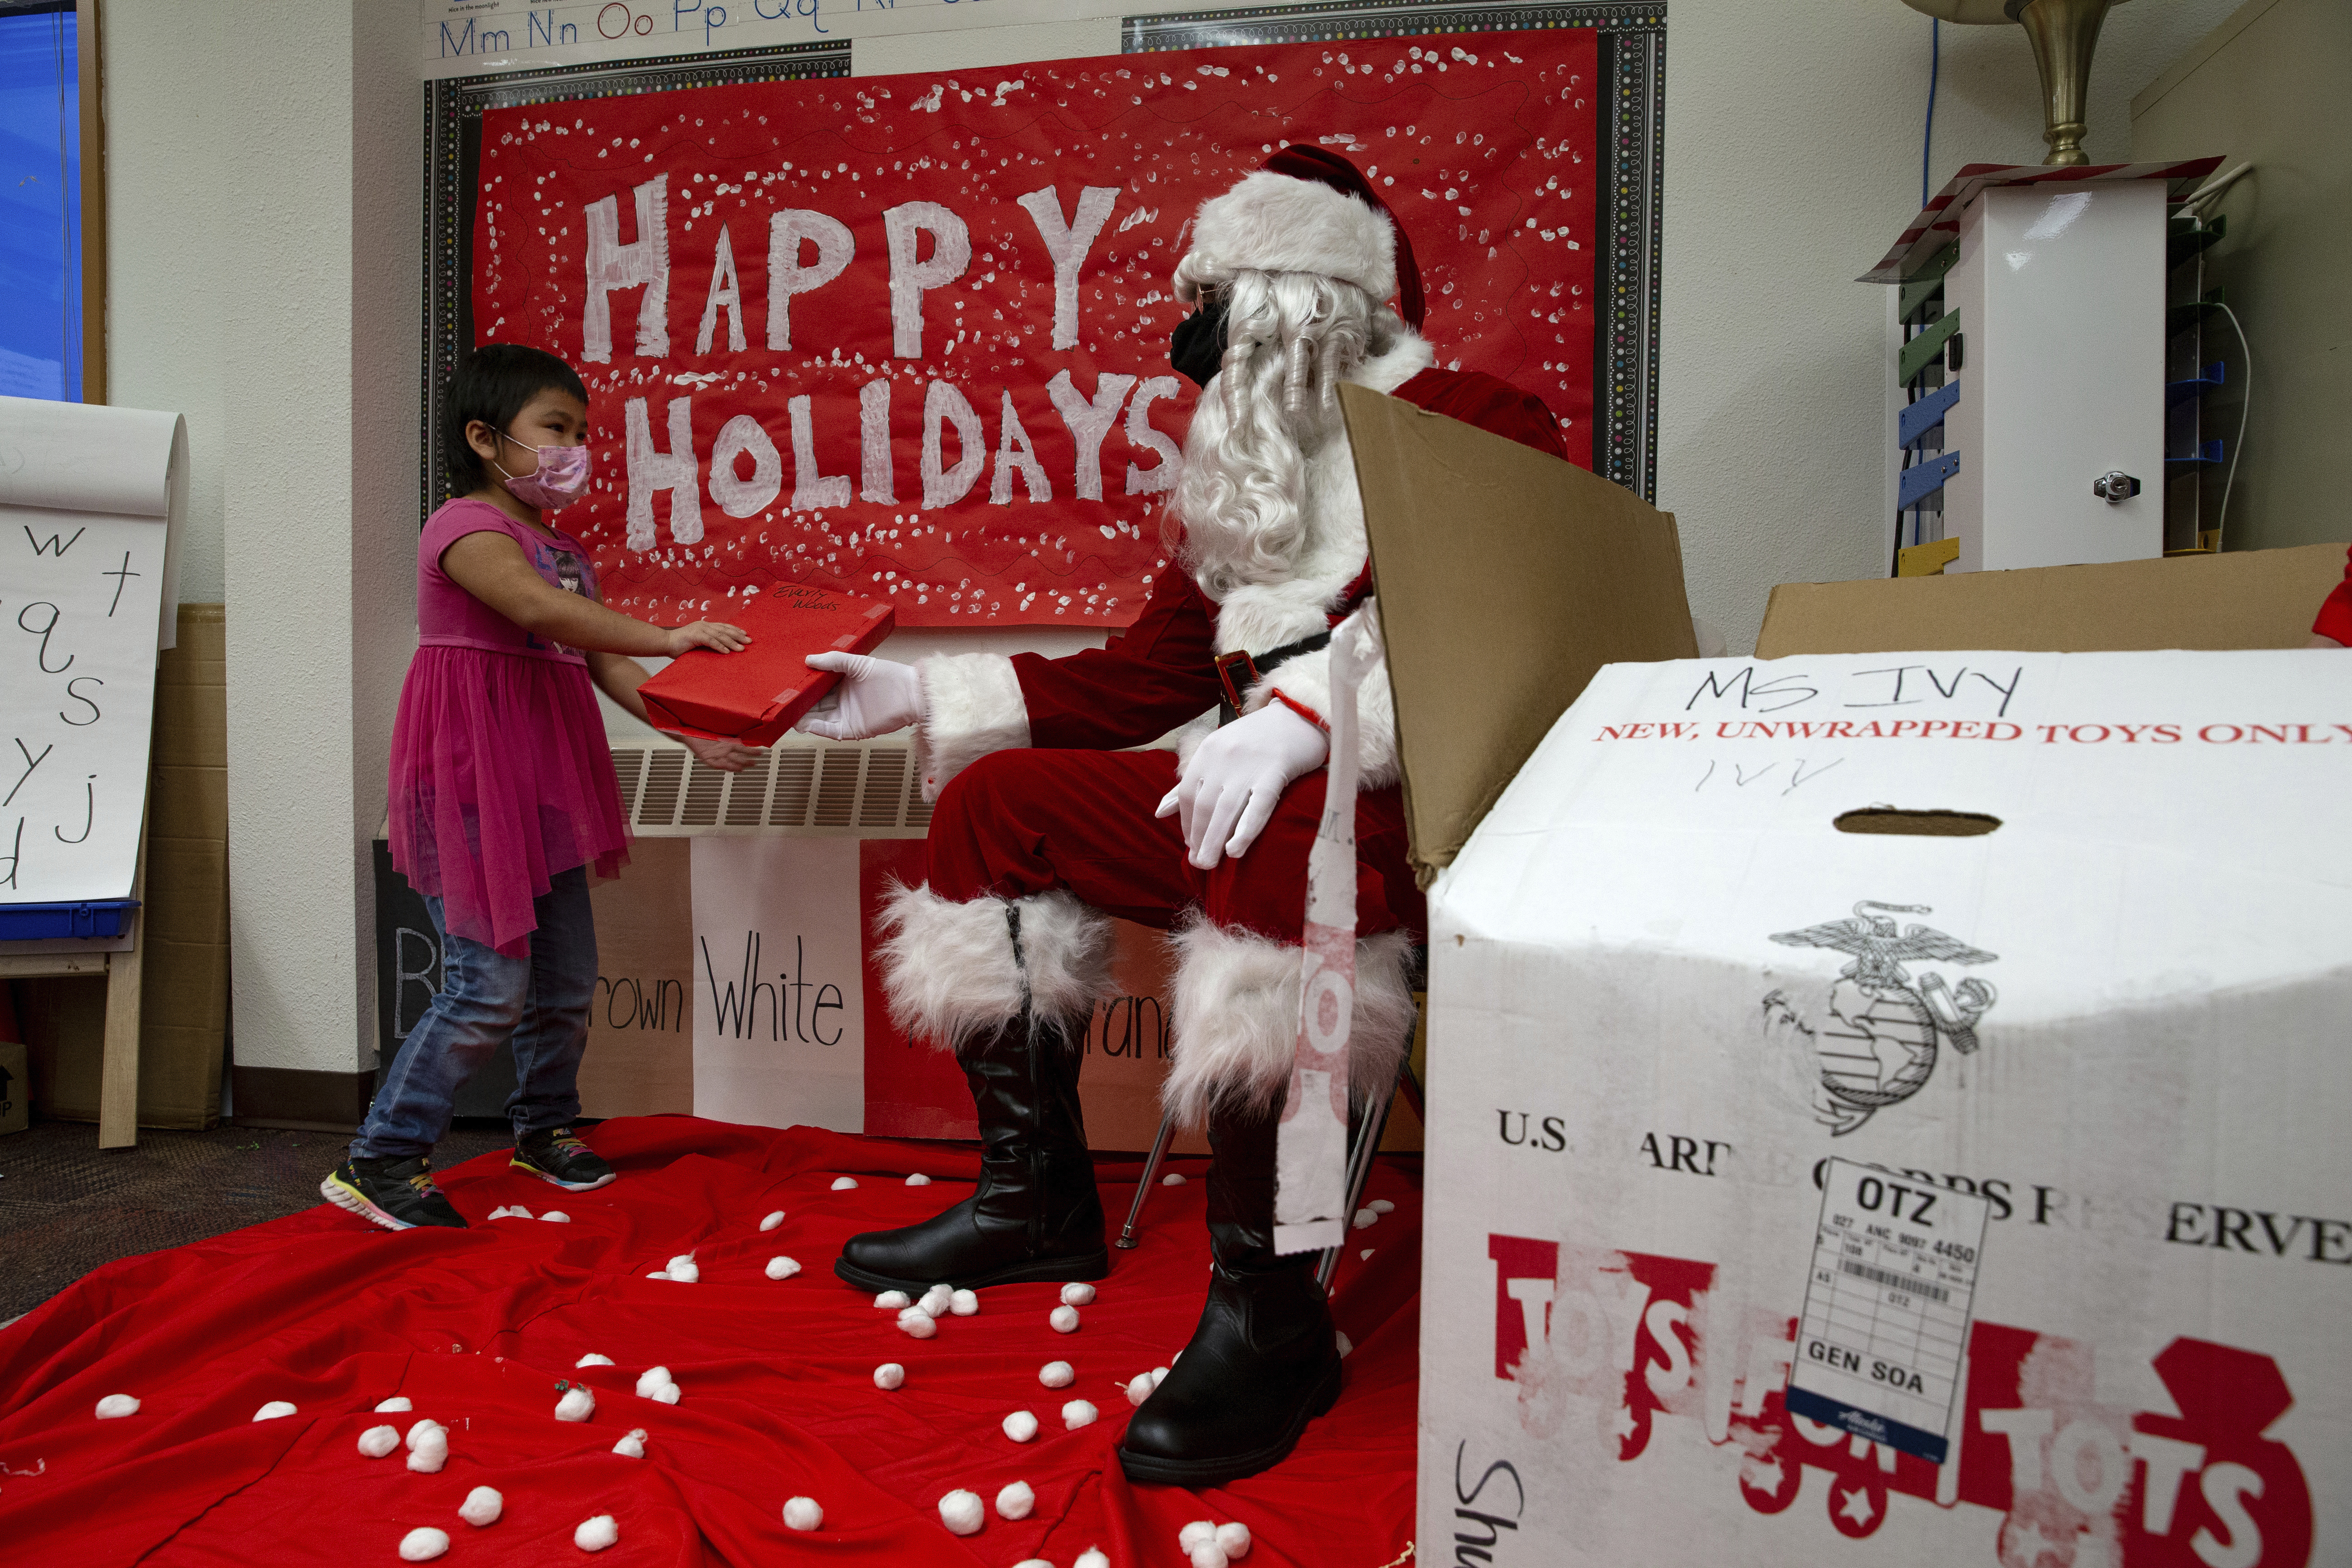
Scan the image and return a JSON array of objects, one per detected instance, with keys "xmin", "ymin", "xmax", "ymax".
[{"xmin": 1904, "ymin": 0, "xmax": 2129, "ymax": 167}]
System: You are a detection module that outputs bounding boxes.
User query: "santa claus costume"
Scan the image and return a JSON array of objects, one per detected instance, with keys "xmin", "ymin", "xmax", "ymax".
[{"xmin": 804, "ymin": 146, "xmax": 1567, "ymax": 1486}]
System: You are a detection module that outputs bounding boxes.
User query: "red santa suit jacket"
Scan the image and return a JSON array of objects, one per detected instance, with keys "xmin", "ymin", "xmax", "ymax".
[{"xmin": 912, "ymin": 331, "xmax": 1567, "ymax": 801}]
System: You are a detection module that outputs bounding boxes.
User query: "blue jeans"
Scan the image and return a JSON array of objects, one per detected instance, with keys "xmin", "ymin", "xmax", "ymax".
[{"xmin": 352, "ymin": 865, "xmax": 598, "ymax": 1161}]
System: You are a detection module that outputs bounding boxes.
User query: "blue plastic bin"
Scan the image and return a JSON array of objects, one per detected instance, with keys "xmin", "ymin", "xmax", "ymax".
[{"xmin": 0, "ymin": 900, "xmax": 142, "ymax": 941}]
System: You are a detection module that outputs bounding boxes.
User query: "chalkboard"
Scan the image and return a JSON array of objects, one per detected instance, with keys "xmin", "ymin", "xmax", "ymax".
[{"xmin": 0, "ymin": 394, "xmax": 186, "ymax": 904}]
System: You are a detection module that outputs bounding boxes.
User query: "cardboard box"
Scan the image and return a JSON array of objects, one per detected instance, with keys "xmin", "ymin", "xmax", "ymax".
[
  {"xmin": 1758, "ymin": 542, "xmax": 2348, "ymax": 658},
  {"xmin": 1418, "ymin": 648, "xmax": 2347, "ymax": 1566},
  {"xmin": 637, "ymin": 586, "xmax": 892, "ymax": 745},
  {"xmin": 1340, "ymin": 384, "xmax": 1698, "ymax": 889}
]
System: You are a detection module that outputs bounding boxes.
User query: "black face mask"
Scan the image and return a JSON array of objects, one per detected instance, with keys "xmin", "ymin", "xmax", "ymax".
[{"xmin": 1169, "ymin": 298, "xmax": 1230, "ymax": 388}]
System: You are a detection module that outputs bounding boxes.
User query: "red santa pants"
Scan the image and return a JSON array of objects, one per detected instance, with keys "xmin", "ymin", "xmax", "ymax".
[{"xmin": 926, "ymin": 749, "xmax": 1425, "ymax": 943}]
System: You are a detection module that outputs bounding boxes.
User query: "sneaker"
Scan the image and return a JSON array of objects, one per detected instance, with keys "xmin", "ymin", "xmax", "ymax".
[
  {"xmin": 512, "ymin": 1126, "xmax": 617, "ymax": 1191},
  {"xmin": 321, "ymin": 1155, "xmax": 468, "ymax": 1231}
]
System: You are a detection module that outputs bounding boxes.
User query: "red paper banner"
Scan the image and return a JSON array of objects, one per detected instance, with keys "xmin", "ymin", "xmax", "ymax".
[{"xmin": 473, "ymin": 32, "xmax": 1598, "ymax": 628}]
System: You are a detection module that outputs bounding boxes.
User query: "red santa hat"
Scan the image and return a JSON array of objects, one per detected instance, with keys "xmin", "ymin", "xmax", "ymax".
[{"xmin": 1186, "ymin": 144, "xmax": 1427, "ymax": 329}]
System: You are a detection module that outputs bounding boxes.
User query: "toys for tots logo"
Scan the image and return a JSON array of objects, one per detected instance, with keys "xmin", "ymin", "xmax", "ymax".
[{"xmin": 1483, "ymin": 1234, "xmax": 2315, "ymax": 1565}]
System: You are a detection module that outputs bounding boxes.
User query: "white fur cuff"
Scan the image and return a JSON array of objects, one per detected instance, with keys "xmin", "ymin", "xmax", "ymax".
[
  {"xmin": 916, "ymin": 653, "xmax": 1029, "ymax": 803},
  {"xmin": 1243, "ymin": 602, "xmax": 1399, "ymax": 789},
  {"xmin": 1162, "ymin": 921, "xmax": 1417, "ymax": 1126},
  {"xmin": 876, "ymin": 883, "xmax": 1112, "ymax": 1051}
]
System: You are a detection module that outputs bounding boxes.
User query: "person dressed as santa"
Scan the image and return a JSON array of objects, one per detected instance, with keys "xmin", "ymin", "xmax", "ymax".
[{"xmin": 800, "ymin": 146, "xmax": 1567, "ymax": 1486}]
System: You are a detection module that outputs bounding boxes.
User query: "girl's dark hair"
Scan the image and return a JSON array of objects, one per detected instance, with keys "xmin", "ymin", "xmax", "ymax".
[{"xmin": 443, "ymin": 343, "xmax": 589, "ymax": 495}]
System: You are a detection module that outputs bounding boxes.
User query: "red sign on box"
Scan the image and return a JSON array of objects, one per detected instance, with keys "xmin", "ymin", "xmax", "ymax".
[{"xmin": 637, "ymin": 583, "xmax": 892, "ymax": 745}]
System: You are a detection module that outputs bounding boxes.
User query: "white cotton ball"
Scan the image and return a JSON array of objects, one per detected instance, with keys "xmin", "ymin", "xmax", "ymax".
[
  {"xmin": 1336, "ymin": 1331, "xmax": 1354, "ymax": 1358},
  {"xmin": 906, "ymin": 1172, "xmax": 932, "ymax": 1186},
  {"xmin": 937, "ymin": 1489, "xmax": 985, "ymax": 1536},
  {"xmin": 897, "ymin": 1308, "xmax": 938, "ymax": 1339},
  {"xmin": 1215, "ymin": 1522, "xmax": 1253, "ymax": 1559},
  {"xmin": 1367, "ymin": 1199, "xmax": 1395, "ymax": 1215},
  {"xmin": 760, "ymin": 1210, "xmax": 785, "ymax": 1231},
  {"xmin": 666, "ymin": 1253, "xmax": 696, "ymax": 1272},
  {"xmin": 873, "ymin": 1362, "xmax": 905, "ymax": 1391},
  {"xmin": 634, "ymin": 1367, "xmax": 674, "ymax": 1398},
  {"xmin": 1037, "ymin": 1361, "xmax": 1074, "ymax": 1389},
  {"xmin": 831, "ymin": 1176, "xmax": 858, "ymax": 1191},
  {"xmin": 781, "ymin": 1496, "xmax": 823, "ymax": 1532},
  {"xmin": 1003, "ymin": 1409, "xmax": 1040, "ymax": 1442},
  {"xmin": 1125, "ymin": 1373, "xmax": 1155, "ymax": 1407},
  {"xmin": 555, "ymin": 1385, "xmax": 596, "ymax": 1422},
  {"xmin": 1161, "ymin": 1172, "xmax": 1186, "ymax": 1186},
  {"xmin": 459, "ymin": 1485, "xmax": 504, "ymax": 1527},
  {"xmin": 1013, "ymin": 1561, "xmax": 1056, "ymax": 1568},
  {"xmin": 576, "ymin": 1353, "xmax": 615, "ymax": 1368},
  {"xmin": 573, "ymin": 1514, "xmax": 619, "ymax": 1552},
  {"xmin": 669, "ymin": 1261, "xmax": 701, "ymax": 1284},
  {"xmin": 1059, "ymin": 1282, "xmax": 1096, "ymax": 1306},
  {"xmin": 1190, "ymin": 1543, "xmax": 1230, "ymax": 1568},
  {"xmin": 398, "ymin": 1526, "xmax": 451, "ymax": 1561},
  {"xmin": 509, "ymin": 1205, "xmax": 533, "ymax": 1220},
  {"xmin": 919, "ymin": 1283, "xmax": 955, "ymax": 1316},
  {"xmin": 408, "ymin": 1430, "xmax": 449, "ymax": 1474},
  {"xmin": 949, "ymin": 1289, "xmax": 979, "ymax": 1317},
  {"xmin": 406, "ymin": 1419, "xmax": 444, "ymax": 1450},
  {"xmin": 874, "ymin": 1290, "xmax": 912, "ymax": 1310},
  {"xmin": 1180, "ymin": 1521, "xmax": 1218, "ymax": 1552},
  {"xmin": 1049, "ymin": 1305, "xmax": 1080, "ymax": 1334},
  {"xmin": 996, "ymin": 1480, "xmax": 1035, "ymax": 1521},
  {"xmin": 1076, "ymin": 1548, "xmax": 1111, "ymax": 1568},
  {"xmin": 646, "ymin": 1270, "xmax": 671, "ymax": 1280},
  {"xmin": 94, "ymin": 1394, "xmax": 140, "ymax": 1420},
  {"xmin": 612, "ymin": 1429, "xmax": 647, "ymax": 1458},
  {"xmin": 1352, "ymin": 1208, "xmax": 1377, "ymax": 1230},
  {"xmin": 542, "ymin": 1210, "xmax": 571, "ymax": 1223},
  {"xmin": 1061, "ymin": 1399, "xmax": 1098, "ymax": 1430},
  {"xmin": 252, "ymin": 1401, "xmax": 296, "ymax": 1421},
  {"xmin": 358, "ymin": 1425, "xmax": 401, "ymax": 1459},
  {"xmin": 649, "ymin": 1382, "xmax": 681, "ymax": 1405},
  {"xmin": 375, "ymin": 1396, "xmax": 413, "ymax": 1413},
  {"xmin": 765, "ymin": 1256, "xmax": 801, "ymax": 1280},
  {"xmin": 1151, "ymin": 1365, "xmax": 1169, "ymax": 1387},
  {"xmin": 486, "ymin": 1206, "xmax": 512, "ymax": 1220}
]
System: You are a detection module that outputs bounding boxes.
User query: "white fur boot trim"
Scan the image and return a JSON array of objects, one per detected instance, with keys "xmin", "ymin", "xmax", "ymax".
[
  {"xmin": 915, "ymin": 652, "xmax": 1029, "ymax": 803},
  {"xmin": 1162, "ymin": 921, "xmax": 1417, "ymax": 1126},
  {"xmin": 876, "ymin": 882, "xmax": 1112, "ymax": 1052}
]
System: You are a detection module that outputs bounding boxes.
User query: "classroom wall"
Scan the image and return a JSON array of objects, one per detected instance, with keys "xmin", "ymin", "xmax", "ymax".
[
  {"xmin": 98, "ymin": 0, "xmax": 2236, "ymax": 1100},
  {"xmin": 2130, "ymin": 0, "xmax": 2352, "ymax": 556},
  {"xmin": 104, "ymin": 0, "xmax": 418, "ymax": 1117}
]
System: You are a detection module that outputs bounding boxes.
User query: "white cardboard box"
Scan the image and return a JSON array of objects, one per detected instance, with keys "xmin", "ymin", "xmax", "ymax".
[{"xmin": 1419, "ymin": 649, "xmax": 2346, "ymax": 1568}]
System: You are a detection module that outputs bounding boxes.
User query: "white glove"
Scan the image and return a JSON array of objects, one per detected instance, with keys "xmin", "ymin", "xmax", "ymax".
[
  {"xmin": 1155, "ymin": 699, "xmax": 1330, "ymax": 870},
  {"xmin": 795, "ymin": 652, "xmax": 922, "ymax": 741}
]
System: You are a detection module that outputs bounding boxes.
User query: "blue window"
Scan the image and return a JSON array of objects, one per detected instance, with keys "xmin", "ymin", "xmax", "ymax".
[{"xmin": 0, "ymin": 0, "xmax": 83, "ymax": 402}]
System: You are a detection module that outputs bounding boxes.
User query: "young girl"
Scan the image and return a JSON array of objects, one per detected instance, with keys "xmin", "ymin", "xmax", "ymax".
[{"xmin": 324, "ymin": 343, "xmax": 757, "ymax": 1230}]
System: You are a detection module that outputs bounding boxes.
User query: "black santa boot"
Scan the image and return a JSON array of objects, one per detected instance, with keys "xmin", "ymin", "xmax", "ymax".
[
  {"xmin": 1116, "ymin": 1086, "xmax": 1345, "ymax": 1486},
  {"xmin": 834, "ymin": 1008, "xmax": 1108, "ymax": 1292}
]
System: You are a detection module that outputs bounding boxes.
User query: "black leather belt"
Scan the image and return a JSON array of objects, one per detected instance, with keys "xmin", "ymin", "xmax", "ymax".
[{"xmin": 1214, "ymin": 631, "xmax": 1333, "ymax": 726}]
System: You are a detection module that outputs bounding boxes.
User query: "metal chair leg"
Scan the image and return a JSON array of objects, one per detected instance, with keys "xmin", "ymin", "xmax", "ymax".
[
  {"xmin": 1316, "ymin": 1063, "xmax": 1404, "ymax": 1291},
  {"xmin": 1116, "ymin": 1108, "xmax": 1181, "ymax": 1249}
]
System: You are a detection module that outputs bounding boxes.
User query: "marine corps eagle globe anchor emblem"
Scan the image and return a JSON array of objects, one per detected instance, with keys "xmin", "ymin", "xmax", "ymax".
[{"xmin": 1760, "ymin": 902, "xmax": 1998, "ymax": 1136}]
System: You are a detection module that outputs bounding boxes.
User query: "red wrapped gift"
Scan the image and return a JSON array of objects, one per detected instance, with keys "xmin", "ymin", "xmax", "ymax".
[{"xmin": 637, "ymin": 585, "xmax": 894, "ymax": 746}]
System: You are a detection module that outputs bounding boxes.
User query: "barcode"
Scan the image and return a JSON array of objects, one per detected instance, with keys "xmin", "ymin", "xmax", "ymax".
[{"xmin": 1841, "ymin": 1259, "xmax": 1949, "ymax": 1303}]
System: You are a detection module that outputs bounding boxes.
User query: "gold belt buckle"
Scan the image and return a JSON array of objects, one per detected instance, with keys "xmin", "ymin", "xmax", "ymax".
[{"xmin": 1214, "ymin": 649, "xmax": 1261, "ymax": 712}]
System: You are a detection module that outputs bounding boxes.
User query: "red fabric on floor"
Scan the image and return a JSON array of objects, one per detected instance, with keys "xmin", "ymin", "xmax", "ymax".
[{"xmin": 0, "ymin": 1119, "xmax": 1421, "ymax": 1567}]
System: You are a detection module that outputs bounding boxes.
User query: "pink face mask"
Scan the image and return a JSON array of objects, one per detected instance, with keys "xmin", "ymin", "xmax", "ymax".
[{"xmin": 496, "ymin": 432, "xmax": 593, "ymax": 511}]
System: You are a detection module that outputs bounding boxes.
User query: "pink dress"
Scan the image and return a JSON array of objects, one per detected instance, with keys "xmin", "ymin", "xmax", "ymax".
[{"xmin": 389, "ymin": 498, "xmax": 628, "ymax": 956}]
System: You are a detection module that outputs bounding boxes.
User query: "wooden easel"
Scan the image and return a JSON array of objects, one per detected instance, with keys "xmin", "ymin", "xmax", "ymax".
[{"xmin": 0, "ymin": 808, "xmax": 148, "ymax": 1150}]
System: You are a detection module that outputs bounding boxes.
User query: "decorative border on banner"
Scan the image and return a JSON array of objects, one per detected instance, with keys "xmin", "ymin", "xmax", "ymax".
[
  {"xmin": 1122, "ymin": 0, "xmax": 1666, "ymax": 500},
  {"xmin": 420, "ymin": 42, "xmax": 853, "ymax": 528}
]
